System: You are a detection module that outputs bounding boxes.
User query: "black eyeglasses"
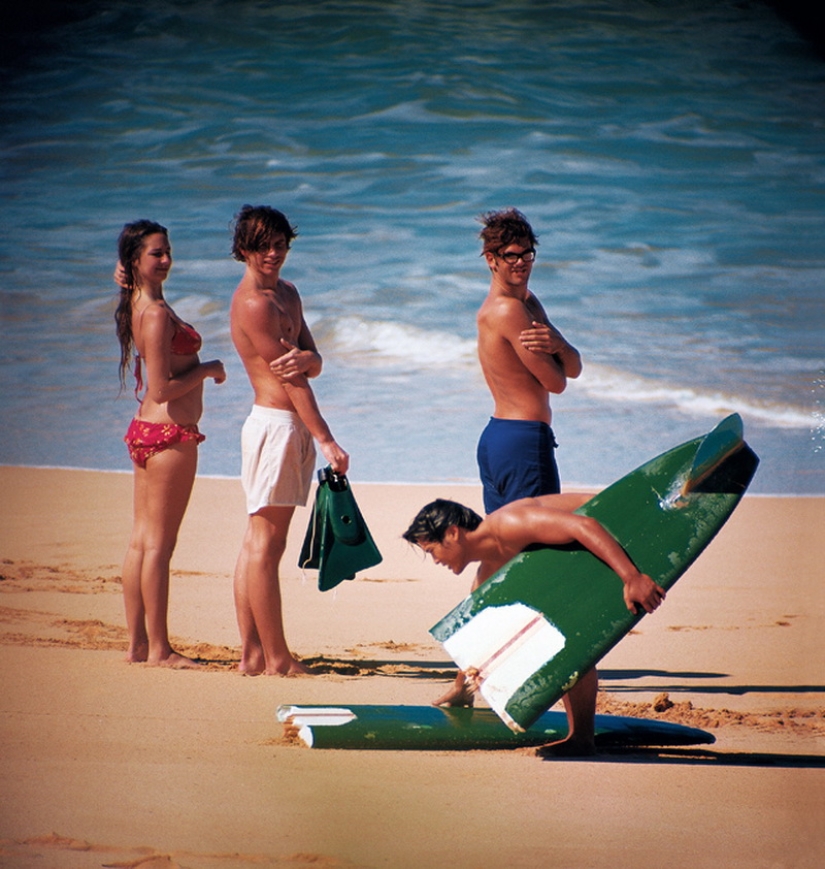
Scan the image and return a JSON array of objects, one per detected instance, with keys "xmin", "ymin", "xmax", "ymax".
[{"xmin": 496, "ymin": 248, "xmax": 536, "ymax": 264}]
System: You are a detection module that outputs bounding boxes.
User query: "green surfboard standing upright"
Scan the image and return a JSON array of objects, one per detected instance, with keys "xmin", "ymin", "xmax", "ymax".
[{"xmin": 430, "ymin": 415, "xmax": 759, "ymax": 733}]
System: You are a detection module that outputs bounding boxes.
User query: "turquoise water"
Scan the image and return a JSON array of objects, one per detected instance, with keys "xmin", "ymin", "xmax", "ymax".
[{"xmin": 1, "ymin": 0, "xmax": 823, "ymax": 492}]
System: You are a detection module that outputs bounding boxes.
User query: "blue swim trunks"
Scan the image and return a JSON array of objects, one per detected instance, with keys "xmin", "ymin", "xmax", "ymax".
[{"xmin": 477, "ymin": 418, "xmax": 560, "ymax": 514}]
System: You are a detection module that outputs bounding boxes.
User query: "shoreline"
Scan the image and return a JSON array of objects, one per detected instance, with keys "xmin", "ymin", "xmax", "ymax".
[
  {"xmin": 1, "ymin": 465, "xmax": 823, "ymax": 867},
  {"xmin": 2, "ymin": 462, "xmax": 823, "ymax": 498}
]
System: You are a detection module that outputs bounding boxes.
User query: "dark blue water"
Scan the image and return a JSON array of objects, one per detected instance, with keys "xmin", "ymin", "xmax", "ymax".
[{"xmin": 1, "ymin": 0, "xmax": 823, "ymax": 492}]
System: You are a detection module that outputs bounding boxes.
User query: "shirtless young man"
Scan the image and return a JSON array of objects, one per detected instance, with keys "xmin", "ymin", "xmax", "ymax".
[
  {"xmin": 230, "ymin": 205, "xmax": 349, "ymax": 676},
  {"xmin": 476, "ymin": 208, "xmax": 582, "ymax": 514},
  {"xmin": 403, "ymin": 494, "xmax": 666, "ymax": 756}
]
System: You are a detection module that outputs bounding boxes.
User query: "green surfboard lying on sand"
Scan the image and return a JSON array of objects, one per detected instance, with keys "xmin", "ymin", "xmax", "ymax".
[
  {"xmin": 430, "ymin": 414, "xmax": 759, "ymax": 733},
  {"xmin": 277, "ymin": 704, "xmax": 715, "ymax": 750}
]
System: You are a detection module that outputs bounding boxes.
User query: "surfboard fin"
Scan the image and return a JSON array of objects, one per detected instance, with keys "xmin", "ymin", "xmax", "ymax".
[
  {"xmin": 681, "ymin": 413, "xmax": 745, "ymax": 495},
  {"xmin": 299, "ymin": 467, "xmax": 382, "ymax": 591}
]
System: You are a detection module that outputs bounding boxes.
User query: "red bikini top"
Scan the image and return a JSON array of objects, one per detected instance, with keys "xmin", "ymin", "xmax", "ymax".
[
  {"xmin": 133, "ymin": 318, "xmax": 203, "ymax": 399},
  {"xmin": 170, "ymin": 319, "xmax": 202, "ymax": 355}
]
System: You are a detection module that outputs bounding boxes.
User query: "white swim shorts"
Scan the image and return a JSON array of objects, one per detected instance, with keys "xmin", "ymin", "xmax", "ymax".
[{"xmin": 240, "ymin": 406, "xmax": 316, "ymax": 513}]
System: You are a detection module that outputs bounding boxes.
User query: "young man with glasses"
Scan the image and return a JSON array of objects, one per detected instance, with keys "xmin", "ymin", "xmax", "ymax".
[{"xmin": 476, "ymin": 208, "xmax": 582, "ymax": 514}]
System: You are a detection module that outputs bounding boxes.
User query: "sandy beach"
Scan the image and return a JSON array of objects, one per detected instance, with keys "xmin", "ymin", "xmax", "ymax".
[{"xmin": 1, "ymin": 465, "xmax": 823, "ymax": 868}]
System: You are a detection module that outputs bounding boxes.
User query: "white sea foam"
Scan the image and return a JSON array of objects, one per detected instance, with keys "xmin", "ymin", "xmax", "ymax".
[
  {"xmin": 317, "ymin": 314, "xmax": 818, "ymax": 430},
  {"xmin": 322, "ymin": 316, "xmax": 477, "ymax": 368},
  {"xmin": 579, "ymin": 364, "xmax": 817, "ymax": 429}
]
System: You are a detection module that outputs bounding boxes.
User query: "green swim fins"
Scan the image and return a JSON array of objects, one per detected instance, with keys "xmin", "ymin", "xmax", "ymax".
[{"xmin": 299, "ymin": 467, "xmax": 382, "ymax": 591}]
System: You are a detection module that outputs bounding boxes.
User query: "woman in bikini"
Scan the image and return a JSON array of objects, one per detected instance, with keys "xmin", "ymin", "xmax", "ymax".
[{"xmin": 115, "ymin": 220, "xmax": 226, "ymax": 667}]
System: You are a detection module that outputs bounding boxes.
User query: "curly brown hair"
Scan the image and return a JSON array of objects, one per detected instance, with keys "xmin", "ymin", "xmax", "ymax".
[{"xmin": 477, "ymin": 207, "xmax": 538, "ymax": 255}]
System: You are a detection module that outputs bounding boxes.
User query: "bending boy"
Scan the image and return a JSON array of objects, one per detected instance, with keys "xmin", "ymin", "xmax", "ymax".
[{"xmin": 403, "ymin": 494, "xmax": 665, "ymax": 755}]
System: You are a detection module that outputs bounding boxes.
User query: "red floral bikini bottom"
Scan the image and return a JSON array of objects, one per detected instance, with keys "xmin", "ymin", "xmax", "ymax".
[{"xmin": 124, "ymin": 418, "xmax": 205, "ymax": 468}]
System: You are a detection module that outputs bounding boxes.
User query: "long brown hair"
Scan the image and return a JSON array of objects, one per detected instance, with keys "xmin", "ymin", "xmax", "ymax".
[{"xmin": 114, "ymin": 220, "xmax": 168, "ymax": 388}]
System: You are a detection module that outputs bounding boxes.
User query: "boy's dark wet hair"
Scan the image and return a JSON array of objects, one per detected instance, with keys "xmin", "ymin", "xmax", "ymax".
[
  {"xmin": 231, "ymin": 204, "xmax": 298, "ymax": 261},
  {"xmin": 477, "ymin": 207, "xmax": 538, "ymax": 255},
  {"xmin": 402, "ymin": 499, "xmax": 483, "ymax": 545}
]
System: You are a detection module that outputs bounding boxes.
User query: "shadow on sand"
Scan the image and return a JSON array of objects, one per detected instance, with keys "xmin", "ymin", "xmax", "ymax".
[{"xmin": 564, "ymin": 746, "xmax": 825, "ymax": 769}]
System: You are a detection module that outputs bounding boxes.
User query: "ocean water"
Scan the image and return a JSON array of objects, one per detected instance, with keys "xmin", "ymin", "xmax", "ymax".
[{"xmin": 1, "ymin": 0, "xmax": 823, "ymax": 494}]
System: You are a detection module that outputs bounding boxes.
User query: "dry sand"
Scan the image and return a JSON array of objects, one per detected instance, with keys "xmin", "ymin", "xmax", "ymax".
[{"xmin": 1, "ymin": 465, "xmax": 823, "ymax": 868}]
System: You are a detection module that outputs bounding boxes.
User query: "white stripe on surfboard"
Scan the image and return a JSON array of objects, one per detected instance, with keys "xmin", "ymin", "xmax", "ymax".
[
  {"xmin": 442, "ymin": 603, "xmax": 565, "ymax": 729},
  {"xmin": 276, "ymin": 705, "xmax": 358, "ymax": 727},
  {"xmin": 277, "ymin": 705, "xmax": 360, "ymax": 749},
  {"xmin": 474, "ymin": 612, "xmax": 547, "ymax": 681}
]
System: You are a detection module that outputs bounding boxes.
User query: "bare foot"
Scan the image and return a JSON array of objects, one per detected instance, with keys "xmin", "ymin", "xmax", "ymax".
[
  {"xmin": 148, "ymin": 650, "xmax": 203, "ymax": 670},
  {"xmin": 125, "ymin": 638, "xmax": 149, "ymax": 663},
  {"xmin": 238, "ymin": 650, "xmax": 266, "ymax": 676},
  {"xmin": 535, "ymin": 736, "xmax": 596, "ymax": 758},
  {"xmin": 432, "ymin": 681, "xmax": 475, "ymax": 708},
  {"xmin": 263, "ymin": 656, "xmax": 313, "ymax": 676}
]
